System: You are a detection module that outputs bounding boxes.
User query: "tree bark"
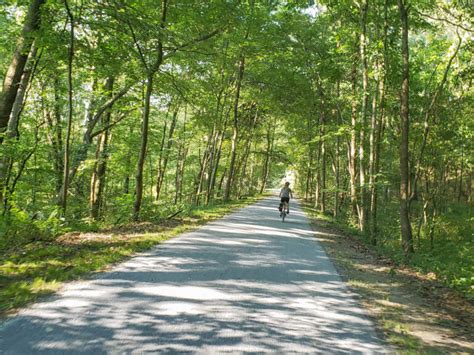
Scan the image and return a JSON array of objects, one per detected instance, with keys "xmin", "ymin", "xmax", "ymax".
[
  {"xmin": 358, "ymin": 0, "xmax": 369, "ymax": 232},
  {"xmin": 398, "ymin": 0, "xmax": 414, "ymax": 256},
  {"xmin": 156, "ymin": 106, "xmax": 179, "ymax": 201},
  {"xmin": 224, "ymin": 54, "xmax": 245, "ymax": 201},
  {"xmin": 68, "ymin": 83, "xmax": 131, "ymax": 183},
  {"xmin": 260, "ymin": 119, "xmax": 275, "ymax": 194},
  {"xmin": 59, "ymin": 0, "xmax": 74, "ymax": 215},
  {"xmin": 319, "ymin": 103, "xmax": 326, "ymax": 213},
  {"xmin": 0, "ymin": 0, "xmax": 44, "ymax": 142},
  {"xmin": 349, "ymin": 37, "xmax": 359, "ymax": 221},
  {"xmin": 133, "ymin": 73, "xmax": 154, "ymax": 220},
  {"xmin": 335, "ymin": 80, "xmax": 342, "ymax": 218},
  {"xmin": 369, "ymin": 0, "xmax": 389, "ymax": 244},
  {"xmin": 0, "ymin": 0, "xmax": 44, "ymax": 205},
  {"xmin": 238, "ymin": 104, "xmax": 259, "ymax": 198},
  {"xmin": 90, "ymin": 77, "xmax": 114, "ymax": 220}
]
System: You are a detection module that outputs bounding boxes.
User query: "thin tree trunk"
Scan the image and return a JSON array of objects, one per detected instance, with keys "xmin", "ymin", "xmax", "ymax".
[
  {"xmin": 156, "ymin": 108, "xmax": 177, "ymax": 201},
  {"xmin": 174, "ymin": 106, "xmax": 187, "ymax": 204},
  {"xmin": 315, "ymin": 138, "xmax": 321, "ymax": 209},
  {"xmin": 398, "ymin": 0, "xmax": 414, "ymax": 256},
  {"xmin": 156, "ymin": 109, "xmax": 178, "ymax": 200},
  {"xmin": 59, "ymin": 0, "xmax": 74, "ymax": 215},
  {"xmin": 238, "ymin": 105, "xmax": 259, "ymax": 198},
  {"xmin": 133, "ymin": 73, "xmax": 154, "ymax": 220},
  {"xmin": 207, "ymin": 107, "xmax": 231, "ymax": 202},
  {"xmin": 260, "ymin": 119, "xmax": 275, "ymax": 194},
  {"xmin": 52, "ymin": 78, "xmax": 64, "ymax": 196},
  {"xmin": 358, "ymin": 0, "xmax": 369, "ymax": 232},
  {"xmin": 224, "ymin": 54, "xmax": 245, "ymax": 201},
  {"xmin": 369, "ymin": 59, "xmax": 380, "ymax": 244},
  {"xmin": 335, "ymin": 80, "xmax": 342, "ymax": 218},
  {"xmin": 349, "ymin": 38, "xmax": 359, "ymax": 221},
  {"xmin": 370, "ymin": 0, "xmax": 389, "ymax": 244},
  {"xmin": 320, "ymin": 105, "xmax": 326, "ymax": 213},
  {"xmin": 90, "ymin": 77, "xmax": 114, "ymax": 220},
  {"xmin": 458, "ymin": 146, "xmax": 464, "ymax": 202}
]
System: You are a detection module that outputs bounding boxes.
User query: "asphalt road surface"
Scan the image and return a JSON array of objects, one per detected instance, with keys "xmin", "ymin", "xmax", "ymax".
[{"xmin": 0, "ymin": 196, "xmax": 387, "ymax": 354}]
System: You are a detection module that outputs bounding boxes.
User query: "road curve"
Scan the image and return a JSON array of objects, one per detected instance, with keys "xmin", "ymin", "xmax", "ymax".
[{"xmin": 0, "ymin": 196, "xmax": 387, "ymax": 354}]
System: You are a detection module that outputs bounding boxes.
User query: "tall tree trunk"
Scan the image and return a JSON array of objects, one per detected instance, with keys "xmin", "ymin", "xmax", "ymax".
[
  {"xmin": 458, "ymin": 146, "xmax": 464, "ymax": 202},
  {"xmin": 260, "ymin": 119, "xmax": 275, "ymax": 194},
  {"xmin": 174, "ymin": 106, "xmax": 188, "ymax": 204},
  {"xmin": 349, "ymin": 40, "xmax": 359, "ymax": 222},
  {"xmin": 59, "ymin": 0, "xmax": 74, "ymax": 215},
  {"xmin": 369, "ymin": 0, "xmax": 388, "ymax": 245},
  {"xmin": 207, "ymin": 134, "xmax": 222, "ymax": 203},
  {"xmin": 314, "ymin": 137, "xmax": 322, "ymax": 209},
  {"xmin": 224, "ymin": 54, "xmax": 245, "ymax": 201},
  {"xmin": 7, "ymin": 44, "xmax": 39, "ymax": 139},
  {"xmin": 0, "ymin": 0, "xmax": 44, "ymax": 205},
  {"xmin": 132, "ymin": 0, "xmax": 167, "ymax": 220},
  {"xmin": 0, "ymin": 44, "xmax": 39, "ymax": 210},
  {"xmin": 207, "ymin": 107, "xmax": 231, "ymax": 203},
  {"xmin": 90, "ymin": 77, "xmax": 114, "ymax": 220},
  {"xmin": 194, "ymin": 132, "xmax": 214, "ymax": 205},
  {"xmin": 133, "ymin": 73, "xmax": 154, "ymax": 220},
  {"xmin": 398, "ymin": 0, "xmax": 414, "ymax": 256},
  {"xmin": 0, "ymin": 0, "xmax": 44, "ymax": 141},
  {"xmin": 358, "ymin": 0, "xmax": 369, "ymax": 232},
  {"xmin": 334, "ymin": 80, "xmax": 342, "ymax": 218},
  {"xmin": 369, "ymin": 59, "xmax": 380, "ymax": 244},
  {"xmin": 238, "ymin": 105, "xmax": 259, "ymax": 198},
  {"xmin": 53, "ymin": 78, "xmax": 64, "ymax": 196},
  {"xmin": 319, "ymin": 103, "xmax": 326, "ymax": 213},
  {"xmin": 156, "ymin": 107, "xmax": 177, "ymax": 201}
]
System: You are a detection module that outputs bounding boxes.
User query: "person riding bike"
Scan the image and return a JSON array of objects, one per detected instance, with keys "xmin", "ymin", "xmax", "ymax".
[{"xmin": 279, "ymin": 182, "xmax": 293, "ymax": 215}]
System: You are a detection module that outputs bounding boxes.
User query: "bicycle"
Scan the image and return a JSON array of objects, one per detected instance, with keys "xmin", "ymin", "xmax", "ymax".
[{"xmin": 279, "ymin": 201, "xmax": 289, "ymax": 222}]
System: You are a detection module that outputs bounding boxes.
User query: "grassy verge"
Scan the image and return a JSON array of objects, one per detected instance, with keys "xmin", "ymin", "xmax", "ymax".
[
  {"xmin": 0, "ymin": 195, "xmax": 265, "ymax": 318},
  {"xmin": 302, "ymin": 203, "xmax": 474, "ymax": 353}
]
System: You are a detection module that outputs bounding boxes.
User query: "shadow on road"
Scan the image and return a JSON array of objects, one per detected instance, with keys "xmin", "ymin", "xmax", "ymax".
[{"xmin": 1, "ymin": 197, "xmax": 387, "ymax": 353}]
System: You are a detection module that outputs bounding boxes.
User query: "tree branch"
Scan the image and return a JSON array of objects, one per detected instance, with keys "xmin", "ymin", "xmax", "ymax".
[
  {"xmin": 413, "ymin": 8, "xmax": 473, "ymax": 33},
  {"xmin": 90, "ymin": 110, "xmax": 132, "ymax": 139},
  {"xmin": 90, "ymin": 83, "xmax": 133, "ymax": 128},
  {"xmin": 163, "ymin": 29, "xmax": 221, "ymax": 60}
]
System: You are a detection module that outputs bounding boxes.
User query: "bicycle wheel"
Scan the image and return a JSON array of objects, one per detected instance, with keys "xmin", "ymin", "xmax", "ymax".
[{"xmin": 282, "ymin": 211, "xmax": 286, "ymax": 222}]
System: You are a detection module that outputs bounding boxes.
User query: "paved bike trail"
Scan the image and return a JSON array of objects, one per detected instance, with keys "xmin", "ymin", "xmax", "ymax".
[{"xmin": 0, "ymin": 196, "xmax": 387, "ymax": 353}]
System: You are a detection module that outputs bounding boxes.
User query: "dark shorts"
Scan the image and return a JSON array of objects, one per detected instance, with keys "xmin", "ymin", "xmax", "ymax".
[{"xmin": 281, "ymin": 197, "xmax": 290, "ymax": 203}]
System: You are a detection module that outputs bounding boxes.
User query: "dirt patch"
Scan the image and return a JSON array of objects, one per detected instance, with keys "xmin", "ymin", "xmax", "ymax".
[{"xmin": 309, "ymin": 216, "xmax": 474, "ymax": 353}]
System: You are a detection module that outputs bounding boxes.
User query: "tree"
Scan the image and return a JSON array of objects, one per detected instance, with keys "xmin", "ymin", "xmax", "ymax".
[{"xmin": 398, "ymin": 0, "xmax": 414, "ymax": 256}]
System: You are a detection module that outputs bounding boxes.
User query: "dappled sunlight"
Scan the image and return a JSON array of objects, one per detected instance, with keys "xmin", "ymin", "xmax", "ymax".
[
  {"xmin": 1, "ymin": 197, "xmax": 386, "ymax": 353},
  {"xmin": 135, "ymin": 285, "xmax": 236, "ymax": 301}
]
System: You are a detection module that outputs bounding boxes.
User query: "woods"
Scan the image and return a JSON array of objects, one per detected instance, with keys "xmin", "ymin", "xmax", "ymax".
[{"xmin": 0, "ymin": 0, "xmax": 472, "ymax": 296}]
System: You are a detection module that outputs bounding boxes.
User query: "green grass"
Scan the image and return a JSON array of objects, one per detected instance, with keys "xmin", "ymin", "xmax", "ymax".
[{"xmin": 0, "ymin": 195, "xmax": 263, "ymax": 316}]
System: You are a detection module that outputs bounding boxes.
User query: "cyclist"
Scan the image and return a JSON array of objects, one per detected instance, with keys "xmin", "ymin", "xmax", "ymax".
[{"xmin": 279, "ymin": 181, "xmax": 293, "ymax": 215}]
